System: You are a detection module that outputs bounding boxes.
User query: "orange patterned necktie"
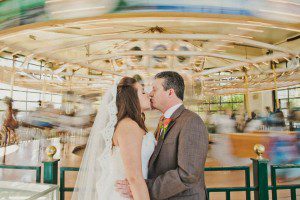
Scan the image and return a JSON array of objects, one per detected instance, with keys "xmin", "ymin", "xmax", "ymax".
[{"xmin": 154, "ymin": 115, "xmax": 165, "ymax": 141}]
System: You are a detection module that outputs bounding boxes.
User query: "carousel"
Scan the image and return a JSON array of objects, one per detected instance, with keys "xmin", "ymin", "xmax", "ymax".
[
  {"xmin": 0, "ymin": 1, "xmax": 299, "ymax": 199},
  {"xmin": 0, "ymin": 13, "xmax": 299, "ymax": 107},
  {"xmin": 1, "ymin": 9, "xmax": 300, "ymax": 151}
]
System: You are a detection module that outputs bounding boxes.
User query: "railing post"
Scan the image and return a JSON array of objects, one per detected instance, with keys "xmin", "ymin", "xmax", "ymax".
[
  {"xmin": 43, "ymin": 146, "xmax": 60, "ymax": 184},
  {"xmin": 252, "ymin": 144, "xmax": 269, "ymax": 200},
  {"xmin": 60, "ymin": 168, "xmax": 65, "ymax": 200},
  {"xmin": 36, "ymin": 166, "xmax": 41, "ymax": 183}
]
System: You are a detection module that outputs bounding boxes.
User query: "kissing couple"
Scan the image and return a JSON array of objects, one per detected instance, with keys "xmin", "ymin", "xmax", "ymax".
[{"xmin": 72, "ymin": 71, "xmax": 209, "ymax": 200}]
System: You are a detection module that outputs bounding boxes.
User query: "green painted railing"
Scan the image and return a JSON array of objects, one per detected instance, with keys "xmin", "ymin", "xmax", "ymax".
[
  {"xmin": 59, "ymin": 166, "xmax": 254, "ymax": 200},
  {"xmin": 270, "ymin": 164, "xmax": 300, "ymax": 200},
  {"xmin": 205, "ymin": 166, "xmax": 254, "ymax": 200},
  {"xmin": 1, "ymin": 145, "xmax": 299, "ymax": 200},
  {"xmin": 60, "ymin": 167, "xmax": 79, "ymax": 200},
  {"xmin": 0, "ymin": 164, "xmax": 41, "ymax": 183},
  {"xmin": 58, "ymin": 162, "xmax": 300, "ymax": 200}
]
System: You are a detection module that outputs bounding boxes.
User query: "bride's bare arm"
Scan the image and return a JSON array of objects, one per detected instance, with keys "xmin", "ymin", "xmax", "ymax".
[{"xmin": 115, "ymin": 118, "xmax": 150, "ymax": 200}]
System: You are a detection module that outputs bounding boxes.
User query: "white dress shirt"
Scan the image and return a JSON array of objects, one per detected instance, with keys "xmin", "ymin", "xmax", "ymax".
[
  {"xmin": 158, "ymin": 103, "xmax": 182, "ymax": 137},
  {"xmin": 164, "ymin": 103, "xmax": 183, "ymax": 118}
]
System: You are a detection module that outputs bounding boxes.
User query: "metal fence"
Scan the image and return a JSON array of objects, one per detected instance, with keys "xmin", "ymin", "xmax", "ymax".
[
  {"xmin": 58, "ymin": 162, "xmax": 300, "ymax": 200},
  {"xmin": 0, "ymin": 164, "xmax": 41, "ymax": 183},
  {"xmin": 1, "ymin": 144, "xmax": 299, "ymax": 200}
]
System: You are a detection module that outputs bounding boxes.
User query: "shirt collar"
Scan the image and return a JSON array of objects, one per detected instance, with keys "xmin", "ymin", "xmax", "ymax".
[{"xmin": 164, "ymin": 103, "xmax": 183, "ymax": 118}]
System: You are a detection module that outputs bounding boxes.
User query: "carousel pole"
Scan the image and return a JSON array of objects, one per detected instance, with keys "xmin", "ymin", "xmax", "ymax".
[
  {"xmin": 170, "ymin": 40, "xmax": 175, "ymax": 71},
  {"xmin": 42, "ymin": 78, "xmax": 46, "ymax": 102},
  {"xmin": 271, "ymin": 61, "xmax": 280, "ymax": 110},
  {"xmin": 10, "ymin": 56, "xmax": 16, "ymax": 97},
  {"xmin": 39, "ymin": 61, "xmax": 47, "ymax": 163},
  {"xmin": 67, "ymin": 67, "xmax": 72, "ymax": 92},
  {"xmin": 244, "ymin": 68, "xmax": 252, "ymax": 119},
  {"xmin": 41, "ymin": 61, "xmax": 46, "ymax": 104},
  {"xmin": 3, "ymin": 56, "xmax": 17, "ymax": 163}
]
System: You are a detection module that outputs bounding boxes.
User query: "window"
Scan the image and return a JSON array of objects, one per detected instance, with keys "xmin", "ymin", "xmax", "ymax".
[
  {"xmin": 277, "ymin": 86, "xmax": 300, "ymax": 129},
  {"xmin": 13, "ymin": 86, "xmax": 27, "ymax": 92},
  {"xmin": 0, "ymin": 90, "xmax": 11, "ymax": 99},
  {"xmin": 13, "ymin": 101, "xmax": 27, "ymax": 110},
  {"xmin": 206, "ymin": 94, "xmax": 244, "ymax": 113},
  {"xmin": 0, "ymin": 56, "xmax": 62, "ymax": 113},
  {"xmin": 13, "ymin": 91, "xmax": 27, "ymax": 101},
  {"xmin": 43, "ymin": 93, "xmax": 52, "ymax": 102},
  {"xmin": 278, "ymin": 90, "xmax": 288, "ymax": 99},
  {"xmin": 0, "ymin": 56, "xmax": 13, "ymax": 67},
  {"xmin": 0, "ymin": 83, "xmax": 11, "ymax": 90},
  {"xmin": 52, "ymin": 95, "xmax": 62, "ymax": 103},
  {"xmin": 278, "ymin": 86, "xmax": 300, "ymax": 110},
  {"xmin": 27, "ymin": 102, "xmax": 40, "ymax": 111},
  {"xmin": 186, "ymin": 94, "xmax": 245, "ymax": 117},
  {"xmin": 27, "ymin": 93, "xmax": 40, "ymax": 101},
  {"xmin": 28, "ymin": 63, "xmax": 41, "ymax": 71}
]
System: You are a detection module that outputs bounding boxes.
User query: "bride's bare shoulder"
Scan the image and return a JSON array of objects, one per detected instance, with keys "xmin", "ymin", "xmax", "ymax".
[
  {"xmin": 114, "ymin": 118, "xmax": 144, "ymax": 146},
  {"xmin": 116, "ymin": 118, "xmax": 141, "ymax": 132}
]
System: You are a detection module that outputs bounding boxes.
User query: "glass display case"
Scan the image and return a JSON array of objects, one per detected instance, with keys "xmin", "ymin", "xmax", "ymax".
[{"xmin": 0, "ymin": 181, "xmax": 58, "ymax": 200}]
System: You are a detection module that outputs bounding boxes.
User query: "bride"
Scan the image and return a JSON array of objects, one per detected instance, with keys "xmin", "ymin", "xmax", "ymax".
[{"xmin": 72, "ymin": 77, "xmax": 156, "ymax": 200}]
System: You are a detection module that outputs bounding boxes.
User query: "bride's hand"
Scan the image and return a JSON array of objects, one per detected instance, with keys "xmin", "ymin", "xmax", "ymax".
[{"xmin": 115, "ymin": 179, "xmax": 133, "ymax": 199}]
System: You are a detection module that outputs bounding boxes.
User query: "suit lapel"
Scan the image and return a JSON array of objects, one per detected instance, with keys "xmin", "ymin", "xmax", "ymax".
[
  {"xmin": 162, "ymin": 120, "xmax": 175, "ymax": 140},
  {"xmin": 163, "ymin": 105, "xmax": 185, "ymax": 139},
  {"xmin": 149, "ymin": 105, "xmax": 186, "ymax": 168}
]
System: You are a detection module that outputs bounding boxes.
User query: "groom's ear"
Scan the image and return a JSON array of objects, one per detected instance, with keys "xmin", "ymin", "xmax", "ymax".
[{"xmin": 169, "ymin": 88, "xmax": 175, "ymax": 96}]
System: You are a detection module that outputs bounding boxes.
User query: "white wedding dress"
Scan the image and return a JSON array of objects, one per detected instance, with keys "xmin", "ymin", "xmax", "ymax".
[
  {"xmin": 72, "ymin": 78, "xmax": 156, "ymax": 200},
  {"xmin": 96, "ymin": 132, "xmax": 156, "ymax": 199}
]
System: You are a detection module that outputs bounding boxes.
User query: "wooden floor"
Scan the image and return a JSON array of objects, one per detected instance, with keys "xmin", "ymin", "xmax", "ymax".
[{"xmin": 0, "ymin": 137, "xmax": 298, "ymax": 200}]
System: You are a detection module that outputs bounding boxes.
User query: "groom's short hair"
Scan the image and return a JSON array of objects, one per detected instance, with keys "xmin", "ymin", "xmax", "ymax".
[{"xmin": 155, "ymin": 71, "xmax": 185, "ymax": 100}]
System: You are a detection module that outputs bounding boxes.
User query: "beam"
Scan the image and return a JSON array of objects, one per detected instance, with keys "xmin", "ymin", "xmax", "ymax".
[
  {"xmin": 205, "ymin": 80, "xmax": 299, "ymax": 89},
  {"xmin": 207, "ymin": 82, "xmax": 299, "ymax": 95},
  {"xmin": 0, "ymin": 43, "xmax": 123, "ymax": 76},
  {"xmin": 0, "ymin": 65, "xmax": 113, "ymax": 80},
  {"xmin": 200, "ymin": 52, "xmax": 295, "ymax": 75},
  {"xmin": 200, "ymin": 67, "xmax": 300, "ymax": 79},
  {"xmin": 19, "ymin": 33, "xmax": 296, "ymax": 55},
  {"xmin": 71, "ymin": 50, "xmax": 252, "ymax": 63}
]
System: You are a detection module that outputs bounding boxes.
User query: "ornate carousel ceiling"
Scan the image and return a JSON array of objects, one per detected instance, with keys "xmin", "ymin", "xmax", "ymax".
[{"xmin": 0, "ymin": 12, "xmax": 299, "ymax": 99}]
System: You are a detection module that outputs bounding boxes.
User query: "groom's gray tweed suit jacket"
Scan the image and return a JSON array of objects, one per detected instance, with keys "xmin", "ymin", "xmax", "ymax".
[{"xmin": 146, "ymin": 105, "xmax": 209, "ymax": 200}]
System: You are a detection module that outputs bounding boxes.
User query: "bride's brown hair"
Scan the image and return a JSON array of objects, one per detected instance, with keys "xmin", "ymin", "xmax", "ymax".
[{"xmin": 115, "ymin": 77, "xmax": 147, "ymax": 132}]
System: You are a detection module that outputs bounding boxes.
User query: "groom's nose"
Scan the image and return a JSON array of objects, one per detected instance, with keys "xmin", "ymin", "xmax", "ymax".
[{"xmin": 149, "ymin": 91, "xmax": 153, "ymax": 97}]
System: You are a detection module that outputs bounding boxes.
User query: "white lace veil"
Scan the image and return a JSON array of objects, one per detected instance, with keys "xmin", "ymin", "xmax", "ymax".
[{"xmin": 71, "ymin": 78, "xmax": 121, "ymax": 200}]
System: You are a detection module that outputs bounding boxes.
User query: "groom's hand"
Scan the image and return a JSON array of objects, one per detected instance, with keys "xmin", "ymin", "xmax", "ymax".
[{"xmin": 115, "ymin": 179, "xmax": 133, "ymax": 199}]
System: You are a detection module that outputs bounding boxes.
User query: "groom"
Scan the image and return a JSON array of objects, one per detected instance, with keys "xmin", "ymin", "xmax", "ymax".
[{"xmin": 117, "ymin": 71, "xmax": 209, "ymax": 199}]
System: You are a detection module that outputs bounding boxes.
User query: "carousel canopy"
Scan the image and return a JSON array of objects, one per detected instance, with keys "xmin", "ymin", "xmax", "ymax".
[{"xmin": 0, "ymin": 2, "xmax": 299, "ymax": 99}]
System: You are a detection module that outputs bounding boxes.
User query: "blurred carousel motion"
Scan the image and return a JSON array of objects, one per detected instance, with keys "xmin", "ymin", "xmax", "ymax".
[
  {"xmin": 0, "ymin": 92, "xmax": 97, "ymax": 163},
  {"xmin": 19, "ymin": 92, "xmax": 96, "ymax": 155}
]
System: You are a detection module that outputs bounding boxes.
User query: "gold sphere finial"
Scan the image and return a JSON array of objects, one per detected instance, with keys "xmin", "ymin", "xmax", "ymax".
[
  {"xmin": 46, "ymin": 146, "xmax": 57, "ymax": 160},
  {"xmin": 254, "ymin": 144, "xmax": 265, "ymax": 160}
]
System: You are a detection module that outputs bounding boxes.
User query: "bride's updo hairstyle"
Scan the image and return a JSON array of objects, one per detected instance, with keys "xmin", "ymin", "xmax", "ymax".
[{"xmin": 115, "ymin": 77, "xmax": 147, "ymax": 132}]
